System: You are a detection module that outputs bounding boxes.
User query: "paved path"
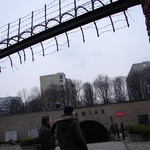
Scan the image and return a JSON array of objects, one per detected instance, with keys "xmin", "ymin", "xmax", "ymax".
[
  {"xmin": 87, "ymin": 141, "xmax": 150, "ymax": 150},
  {"xmin": 58, "ymin": 141, "xmax": 150, "ymax": 150},
  {"xmin": 1, "ymin": 141, "xmax": 150, "ymax": 150},
  {"xmin": 0, "ymin": 145, "xmax": 22, "ymax": 150}
]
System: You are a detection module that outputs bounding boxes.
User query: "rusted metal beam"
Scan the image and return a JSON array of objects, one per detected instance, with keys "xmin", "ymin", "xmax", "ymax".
[{"xmin": 0, "ymin": 0, "xmax": 141, "ymax": 59}]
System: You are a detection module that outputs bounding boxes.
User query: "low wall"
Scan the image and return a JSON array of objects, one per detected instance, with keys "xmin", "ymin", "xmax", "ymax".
[{"xmin": 0, "ymin": 100, "xmax": 150, "ymax": 142}]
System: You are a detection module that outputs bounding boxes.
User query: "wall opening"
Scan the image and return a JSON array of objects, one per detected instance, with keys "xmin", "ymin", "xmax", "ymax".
[{"xmin": 80, "ymin": 120, "xmax": 109, "ymax": 143}]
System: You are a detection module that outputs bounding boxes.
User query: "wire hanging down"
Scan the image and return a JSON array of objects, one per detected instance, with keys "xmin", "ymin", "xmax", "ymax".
[{"xmin": 0, "ymin": 0, "xmax": 141, "ymax": 72}]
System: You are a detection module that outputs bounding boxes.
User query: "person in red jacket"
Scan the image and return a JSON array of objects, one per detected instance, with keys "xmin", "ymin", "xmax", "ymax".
[{"xmin": 56, "ymin": 106, "xmax": 88, "ymax": 150}]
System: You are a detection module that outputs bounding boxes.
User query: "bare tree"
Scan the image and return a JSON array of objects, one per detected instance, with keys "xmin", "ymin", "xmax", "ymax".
[
  {"xmin": 93, "ymin": 75, "xmax": 111, "ymax": 104},
  {"xmin": 26, "ymin": 97, "xmax": 43, "ymax": 112},
  {"xmin": 42, "ymin": 84, "xmax": 62, "ymax": 109},
  {"xmin": 65, "ymin": 79, "xmax": 83, "ymax": 107},
  {"xmin": 26, "ymin": 87, "xmax": 43, "ymax": 112},
  {"xmin": 8, "ymin": 97, "xmax": 24, "ymax": 114},
  {"xmin": 72, "ymin": 80, "xmax": 82, "ymax": 107},
  {"xmin": 65, "ymin": 79, "xmax": 75, "ymax": 106},
  {"xmin": 17, "ymin": 88, "xmax": 29, "ymax": 102},
  {"xmin": 29, "ymin": 87, "xmax": 41, "ymax": 99},
  {"xmin": 113, "ymin": 76, "xmax": 127, "ymax": 102},
  {"xmin": 82, "ymin": 82, "xmax": 96, "ymax": 106},
  {"xmin": 127, "ymin": 68, "xmax": 150, "ymax": 100}
]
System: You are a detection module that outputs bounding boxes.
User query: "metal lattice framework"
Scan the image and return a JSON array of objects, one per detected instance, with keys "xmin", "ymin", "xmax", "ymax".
[{"xmin": 0, "ymin": 0, "xmax": 141, "ymax": 72}]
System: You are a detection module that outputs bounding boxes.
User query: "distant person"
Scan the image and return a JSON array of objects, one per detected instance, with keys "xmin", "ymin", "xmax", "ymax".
[
  {"xmin": 38, "ymin": 115, "xmax": 55, "ymax": 150},
  {"xmin": 55, "ymin": 106, "xmax": 88, "ymax": 150}
]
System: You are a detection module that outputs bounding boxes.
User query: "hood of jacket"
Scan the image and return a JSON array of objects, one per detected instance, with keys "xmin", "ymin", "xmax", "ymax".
[{"xmin": 55, "ymin": 115, "xmax": 76, "ymax": 130}]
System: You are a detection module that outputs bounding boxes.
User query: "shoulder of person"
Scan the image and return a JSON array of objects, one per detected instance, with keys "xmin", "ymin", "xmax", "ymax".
[
  {"xmin": 55, "ymin": 115, "xmax": 75, "ymax": 122},
  {"xmin": 72, "ymin": 117, "xmax": 79, "ymax": 125},
  {"xmin": 40, "ymin": 125, "xmax": 50, "ymax": 131}
]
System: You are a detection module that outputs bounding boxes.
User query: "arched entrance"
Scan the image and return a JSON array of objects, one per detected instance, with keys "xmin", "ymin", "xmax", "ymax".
[{"xmin": 80, "ymin": 120, "xmax": 109, "ymax": 143}]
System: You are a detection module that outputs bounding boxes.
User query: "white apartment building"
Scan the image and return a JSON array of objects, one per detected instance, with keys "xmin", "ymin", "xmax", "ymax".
[{"xmin": 40, "ymin": 72, "xmax": 66, "ymax": 93}]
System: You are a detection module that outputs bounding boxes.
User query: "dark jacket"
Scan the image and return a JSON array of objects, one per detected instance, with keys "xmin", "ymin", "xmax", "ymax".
[
  {"xmin": 56, "ymin": 115, "xmax": 88, "ymax": 150},
  {"xmin": 38, "ymin": 124, "xmax": 52, "ymax": 149}
]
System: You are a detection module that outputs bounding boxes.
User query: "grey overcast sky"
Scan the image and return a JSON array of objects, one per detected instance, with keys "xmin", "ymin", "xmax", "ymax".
[{"xmin": 0, "ymin": 0, "xmax": 150, "ymax": 97}]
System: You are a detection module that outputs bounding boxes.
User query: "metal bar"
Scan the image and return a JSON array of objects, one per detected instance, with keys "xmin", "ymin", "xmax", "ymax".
[
  {"xmin": 45, "ymin": 4, "xmax": 47, "ymax": 30},
  {"xmin": 31, "ymin": 11, "xmax": 34, "ymax": 36},
  {"xmin": 59, "ymin": 0, "xmax": 61, "ymax": 23},
  {"xmin": 91, "ymin": 0, "xmax": 94, "ymax": 10},
  {"xmin": 0, "ymin": 0, "xmax": 141, "ymax": 59},
  {"xmin": 7, "ymin": 23, "xmax": 10, "ymax": 47},
  {"xmin": 18, "ymin": 18, "xmax": 21, "ymax": 42},
  {"xmin": 74, "ymin": 0, "xmax": 77, "ymax": 17}
]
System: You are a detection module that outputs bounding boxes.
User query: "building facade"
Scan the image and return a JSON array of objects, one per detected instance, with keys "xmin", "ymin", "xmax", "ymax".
[
  {"xmin": 127, "ymin": 61, "xmax": 150, "ymax": 75},
  {"xmin": 40, "ymin": 72, "xmax": 66, "ymax": 93},
  {"xmin": 0, "ymin": 97, "xmax": 21, "ymax": 115},
  {"xmin": 127, "ymin": 61, "xmax": 150, "ymax": 100}
]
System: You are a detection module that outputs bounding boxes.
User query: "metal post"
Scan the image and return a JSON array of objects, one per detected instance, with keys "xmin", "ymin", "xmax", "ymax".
[
  {"xmin": 7, "ymin": 23, "xmax": 10, "ymax": 47},
  {"xmin": 18, "ymin": 18, "xmax": 21, "ymax": 42},
  {"xmin": 91, "ymin": 0, "xmax": 94, "ymax": 10},
  {"xmin": 59, "ymin": 0, "xmax": 61, "ymax": 23},
  {"xmin": 74, "ymin": 0, "xmax": 77, "ymax": 17},
  {"xmin": 31, "ymin": 11, "xmax": 34, "ymax": 36},
  {"xmin": 45, "ymin": 4, "xmax": 47, "ymax": 30},
  {"xmin": 112, "ymin": 123, "xmax": 116, "ymax": 136},
  {"xmin": 115, "ymin": 123, "xmax": 120, "ymax": 138},
  {"xmin": 121, "ymin": 122, "xmax": 125, "ymax": 140}
]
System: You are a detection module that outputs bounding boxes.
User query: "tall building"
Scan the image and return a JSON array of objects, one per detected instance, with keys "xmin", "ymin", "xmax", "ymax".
[
  {"xmin": 127, "ymin": 61, "xmax": 150, "ymax": 100},
  {"xmin": 127, "ymin": 61, "xmax": 150, "ymax": 75},
  {"xmin": 40, "ymin": 72, "xmax": 66, "ymax": 93}
]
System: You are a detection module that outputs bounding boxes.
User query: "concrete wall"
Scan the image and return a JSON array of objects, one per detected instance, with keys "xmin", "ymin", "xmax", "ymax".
[{"xmin": 0, "ymin": 100, "xmax": 150, "ymax": 142}]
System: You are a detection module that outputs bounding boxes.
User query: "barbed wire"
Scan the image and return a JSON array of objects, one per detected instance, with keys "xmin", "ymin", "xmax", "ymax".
[{"xmin": 0, "ymin": 0, "xmax": 134, "ymax": 72}]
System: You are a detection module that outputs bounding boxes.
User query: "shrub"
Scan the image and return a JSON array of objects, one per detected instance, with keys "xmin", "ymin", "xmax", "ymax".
[
  {"xmin": 19, "ymin": 137, "xmax": 39, "ymax": 146},
  {"xmin": 126, "ymin": 124, "xmax": 150, "ymax": 137}
]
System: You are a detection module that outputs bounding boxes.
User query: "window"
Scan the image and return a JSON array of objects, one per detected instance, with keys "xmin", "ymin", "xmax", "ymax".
[
  {"xmin": 60, "ymin": 75, "xmax": 63, "ymax": 83},
  {"xmin": 138, "ymin": 114, "xmax": 149, "ymax": 125},
  {"xmin": 60, "ymin": 75, "xmax": 63, "ymax": 79}
]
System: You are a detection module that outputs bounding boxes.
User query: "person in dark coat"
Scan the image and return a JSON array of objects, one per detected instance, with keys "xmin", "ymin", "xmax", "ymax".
[
  {"xmin": 55, "ymin": 106, "xmax": 88, "ymax": 150},
  {"xmin": 38, "ymin": 115, "xmax": 54, "ymax": 150}
]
